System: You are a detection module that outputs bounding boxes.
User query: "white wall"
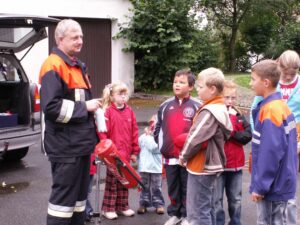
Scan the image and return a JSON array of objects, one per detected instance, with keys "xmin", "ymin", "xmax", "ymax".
[{"xmin": 2, "ymin": 0, "xmax": 135, "ymax": 92}]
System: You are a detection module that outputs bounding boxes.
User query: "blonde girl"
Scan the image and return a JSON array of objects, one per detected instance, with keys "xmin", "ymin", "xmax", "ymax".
[{"xmin": 99, "ymin": 82, "xmax": 140, "ymax": 220}]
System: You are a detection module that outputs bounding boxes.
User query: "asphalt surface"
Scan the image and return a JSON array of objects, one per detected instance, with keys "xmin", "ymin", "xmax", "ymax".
[{"xmin": 0, "ymin": 99, "xmax": 300, "ymax": 225}]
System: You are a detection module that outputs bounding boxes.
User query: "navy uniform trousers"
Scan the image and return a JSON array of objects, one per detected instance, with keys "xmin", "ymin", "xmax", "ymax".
[{"xmin": 47, "ymin": 155, "xmax": 90, "ymax": 225}]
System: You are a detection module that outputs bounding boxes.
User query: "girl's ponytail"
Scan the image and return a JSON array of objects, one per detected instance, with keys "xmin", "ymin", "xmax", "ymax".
[{"xmin": 102, "ymin": 84, "xmax": 112, "ymax": 111}]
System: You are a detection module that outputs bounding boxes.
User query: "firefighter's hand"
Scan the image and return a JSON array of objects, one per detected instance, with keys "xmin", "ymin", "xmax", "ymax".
[
  {"xmin": 130, "ymin": 154, "xmax": 137, "ymax": 163},
  {"xmin": 251, "ymin": 192, "xmax": 264, "ymax": 202},
  {"xmin": 86, "ymin": 99, "xmax": 102, "ymax": 112}
]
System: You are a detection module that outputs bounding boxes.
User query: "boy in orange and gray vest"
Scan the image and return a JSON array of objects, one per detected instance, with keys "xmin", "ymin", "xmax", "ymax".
[{"xmin": 179, "ymin": 68, "xmax": 232, "ymax": 225}]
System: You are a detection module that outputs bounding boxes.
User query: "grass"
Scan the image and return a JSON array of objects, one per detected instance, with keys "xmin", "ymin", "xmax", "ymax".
[
  {"xmin": 225, "ymin": 72, "xmax": 251, "ymax": 89},
  {"xmin": 130, "ymin": 73, "xmax": 252, "ymax": 108},
  {"xmin": 128, "ymin": 98, "xmax": 163, "ymax": 106},
  {"xmin": 139, "ymin": 73, "xmax": 251, "ymax": 96}
]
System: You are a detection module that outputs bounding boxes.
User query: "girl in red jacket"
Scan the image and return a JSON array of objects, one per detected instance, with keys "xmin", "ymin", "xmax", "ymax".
[
  {"xmin": 215, "ymin": 80, "xmax": 252, "ymax": 225},
  {"xmin": 99, "ymin": 82, "xmax": 140, "ymax": 220}
]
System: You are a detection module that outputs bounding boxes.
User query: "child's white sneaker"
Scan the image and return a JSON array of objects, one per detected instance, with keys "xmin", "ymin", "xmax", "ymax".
[
  {"xmin": 164, "ymin": 216, "xmax": 182, "ymax": 225},
  {"xmin": 181, "ymin": 217, "xmax": 189, "ymax": 225},
  {"xmin": 119, "ymin": 209, "xmax": 135, "ymax": 217},
  {"xmin": 102, "ymin": 211, "xmax": 118, "ymax": 220}
]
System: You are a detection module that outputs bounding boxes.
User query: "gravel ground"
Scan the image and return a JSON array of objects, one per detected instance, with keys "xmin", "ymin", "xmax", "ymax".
[{"xmin": 236, "ymin": 86, "xmax": 255, "ymax": 109}]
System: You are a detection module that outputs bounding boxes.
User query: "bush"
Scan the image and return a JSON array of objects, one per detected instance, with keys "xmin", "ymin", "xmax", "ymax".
[{"xmin": 116, "ymin": 0, "xmax": 223, "ymax": 91}]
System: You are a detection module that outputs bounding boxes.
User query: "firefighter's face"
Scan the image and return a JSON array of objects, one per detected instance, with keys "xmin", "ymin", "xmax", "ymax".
[{"xmin": 59, "ymin": 26, "xmax": 83, "ymax": 58}]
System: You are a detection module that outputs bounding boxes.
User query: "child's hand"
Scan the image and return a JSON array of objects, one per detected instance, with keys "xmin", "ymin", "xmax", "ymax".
[
  {"xmin": 144, "ymin": 127, "xmax": 152, "ymax": 135},
  {"xmin": 178, "ymin": 158, "xmax": 186, "ymax": 167},
  {"xmin": 130, "ymin": 154, "xmax": 137, "ymax": 163},
  {"xmin": 251, "ymin": 192, "xmax": 264, "ymax": 202}
]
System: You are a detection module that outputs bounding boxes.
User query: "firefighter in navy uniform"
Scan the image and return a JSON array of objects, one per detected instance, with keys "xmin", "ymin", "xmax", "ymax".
[{"xmin": 39, "ymin": 19, "xmax": 101, "ymax": 225}]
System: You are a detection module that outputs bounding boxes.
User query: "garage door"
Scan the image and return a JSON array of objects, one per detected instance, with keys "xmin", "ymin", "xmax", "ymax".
[{"xmin": 48, "ymin": 17, "xmax": 111, "ymax": 98}]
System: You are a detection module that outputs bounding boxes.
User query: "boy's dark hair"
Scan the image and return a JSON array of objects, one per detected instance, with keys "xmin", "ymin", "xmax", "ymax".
[
  {"xmin": 252, "ymin": 59, "xmax": 281, "ymax": 88},
  {"xmin": 175, "ymin": 69, "xmax": 196, "ymax": 87}
]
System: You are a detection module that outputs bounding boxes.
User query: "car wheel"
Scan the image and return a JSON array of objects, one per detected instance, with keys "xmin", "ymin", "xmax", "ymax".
[{"xmin": 2, "ymin": 147, "xmax": 29, "ymax": 161}]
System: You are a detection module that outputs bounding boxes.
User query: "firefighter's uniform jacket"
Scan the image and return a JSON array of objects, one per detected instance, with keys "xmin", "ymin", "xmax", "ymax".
[{"xmin": 39, "ymin": 47, "xmax": 98, "ymax": 225}]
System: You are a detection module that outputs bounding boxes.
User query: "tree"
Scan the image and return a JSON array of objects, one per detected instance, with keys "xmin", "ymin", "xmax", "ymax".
[
  {"xmin": 200, "ymin": 0, "xmax": 253, "ymax": 72},
  {"xmin": 116, "ymin": 0, "xmax": 221, "ymax": 91},
  {"xmin": 198, "ymin": 0, "xmax": 300, "ymax": 71},
  {"xmin": 240, "ymin": 0, "xmax": 300, "ymax": 59}
]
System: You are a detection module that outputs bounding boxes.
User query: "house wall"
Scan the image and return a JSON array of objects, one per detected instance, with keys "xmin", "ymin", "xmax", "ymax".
[{"xmin": 1, "ymin": 0, "xmax": 135, "ymax": 92}]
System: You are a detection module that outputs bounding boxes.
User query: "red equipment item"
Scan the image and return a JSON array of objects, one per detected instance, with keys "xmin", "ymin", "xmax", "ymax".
[{"xmin": 95, "ymin": 139, "xmax": 145, "ymax": 189}]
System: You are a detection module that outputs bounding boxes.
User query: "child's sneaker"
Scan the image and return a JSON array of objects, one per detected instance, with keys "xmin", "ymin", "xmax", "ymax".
[
  {"xmin": 164, "ymin": 216, "xmax": 182, "ymax": 225},
  {"xmin": 180, "ymin": 217, "xmax": 189, "ymax": 225},
  {"xmin": 155, "ymin": 206, "xmax": 165, "ymax": 214},
  {"xmin": 85, "ymin": 212, "xmax": 94, "ymax": 222},
  {"xmin": 119, "ymin": 209, "xmax": 135, "ymax": 217},
  {"xmin": 137, "ymin": 206, "xmax": 147, "ymax": 214},
  {"xmin": 102, "ymin": 211, "xmax": 118, "ymax": 220}
]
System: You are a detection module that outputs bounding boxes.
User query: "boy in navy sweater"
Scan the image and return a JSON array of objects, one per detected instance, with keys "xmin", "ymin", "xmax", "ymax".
[{"xmin": 250, "ymin": 60, "xmax": 298, "ymax": 225}]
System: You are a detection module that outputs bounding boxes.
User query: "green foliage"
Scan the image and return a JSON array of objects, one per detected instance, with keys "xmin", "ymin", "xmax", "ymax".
[
  {"xmin": 116, "ymin": 0, "xmax": 222, "ymax": 91},
  {"xmin": 240, "ymin": 0, "xmax": 300, "ymax": 60},
  {"xmin": 262, "ymin": 22, "xmax": 300, "ymax": 59},
  {"xmin": 198, "ymin": 0, "xmax": 300, "ymax": 71},
  {"xmin": 240, "ymin": 7, "xmax": 280, "ymax": 55},
  {"xmin": 278, "ymin": 22, "xmax": 300, "ymax": 54},
  {"xmin": 189, "ymin": 29, "xmax": 223, "ymax": 74},
  {"xmin": 116, "ymin": 0, "xmax": 300, "ymax": 91},
  {"xmin": 200, "ymin": 0, "xmax": 254, "ymax": 72}
]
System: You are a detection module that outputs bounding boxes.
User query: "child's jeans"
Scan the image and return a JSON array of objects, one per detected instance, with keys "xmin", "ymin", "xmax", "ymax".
[
  {"xmin": 139, "ymin": 172, "xmax": 165, "ymax": 208},
  {"xmin": 215, "ymin": 170, "xmax": 242, "ymax": 225},
  {"xmin": 85, "ymin": 174, "xmax": 94, "ymax": 217},
  {"xmin": 256, "ymin": 199, "xmax": 296, "ymax": 225},
  {"xmin": 287, "ymin": 198, "xmax": 297, "ymax": 225},
  {"xmin": 187, "ymin": 172, "xmax": 217, "ymax": 225}
]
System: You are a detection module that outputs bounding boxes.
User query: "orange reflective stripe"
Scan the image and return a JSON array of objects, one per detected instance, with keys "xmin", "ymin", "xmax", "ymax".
[
  {"xmin": 39, "ymin": 54, "xmax": 88, "ymax": 89},
  {"xmin": 259, "ymin": 100, "xmax": 291, "ymax": 127},
  {"xmin": 296, "ymin": 123, "xmax": 300, "ymax": 143}
]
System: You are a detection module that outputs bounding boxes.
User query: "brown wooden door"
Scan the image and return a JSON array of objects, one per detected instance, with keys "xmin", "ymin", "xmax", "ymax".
[{"xmin": 48, "ymin": 17, "xmax": 111, "ymax": 98}]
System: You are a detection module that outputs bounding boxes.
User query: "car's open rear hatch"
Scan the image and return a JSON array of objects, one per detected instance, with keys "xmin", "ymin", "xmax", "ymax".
[
  {"xmin": 0, "ymin": 14, "xmax": 60, "ymax": 53},
  {"xmin": 0, "ymin": 15, "xmax": 59, "ymax": 129}
]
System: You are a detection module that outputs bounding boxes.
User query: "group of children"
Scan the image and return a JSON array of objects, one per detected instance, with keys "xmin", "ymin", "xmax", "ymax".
[{"xmin": 86, "ymin": 49, "xmax": 300, "ymax": 225}]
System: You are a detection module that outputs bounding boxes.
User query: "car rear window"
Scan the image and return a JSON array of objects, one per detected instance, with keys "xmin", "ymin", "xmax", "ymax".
[{"xmin": 0, "ymin": 27, "xmax": 32, "ymax": 43}]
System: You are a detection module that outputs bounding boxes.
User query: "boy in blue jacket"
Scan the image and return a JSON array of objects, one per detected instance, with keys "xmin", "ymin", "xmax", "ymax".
[{"xmin": 249, "ymin": 59, "xmax": 298, "ymax": 225}]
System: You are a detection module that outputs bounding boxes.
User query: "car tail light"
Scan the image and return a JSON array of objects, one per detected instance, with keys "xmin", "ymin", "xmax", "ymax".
[{"xmin": 33, "ymin": 85, "xmax": 40, "ymax": 112}]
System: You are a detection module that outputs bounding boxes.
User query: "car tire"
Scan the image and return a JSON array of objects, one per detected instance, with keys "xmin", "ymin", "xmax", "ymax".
[{"xmin": 2, "ymin": 147, "xmax": 29, "ymax": 161}]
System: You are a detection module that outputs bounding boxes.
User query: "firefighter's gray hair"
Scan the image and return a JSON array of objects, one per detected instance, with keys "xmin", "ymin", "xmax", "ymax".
[{"xmin": 54, "ymin": 19, "xmax": 82, "ymax": 45}]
